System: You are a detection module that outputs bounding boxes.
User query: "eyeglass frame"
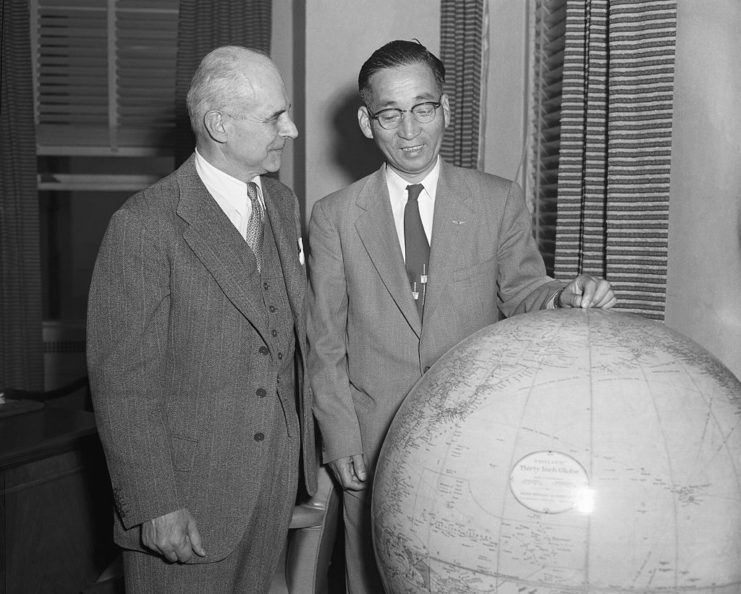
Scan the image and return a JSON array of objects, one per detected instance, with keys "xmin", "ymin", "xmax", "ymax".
[
  {"xmin": 215, "ymin": 105, "xmax": 293, "ymax": 127},
  {"xmin": 366, "ymin": 97, "xmax": 444, "ymax": 130}
]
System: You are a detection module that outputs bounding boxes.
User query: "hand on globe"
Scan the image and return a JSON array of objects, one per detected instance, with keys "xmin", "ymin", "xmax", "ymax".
[{"xmin": 560, "ymin": 274, "xmax": 616, "ymax": 309}]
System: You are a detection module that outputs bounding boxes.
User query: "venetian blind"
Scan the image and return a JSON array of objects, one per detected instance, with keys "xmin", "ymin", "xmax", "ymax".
[
  {"xmin": 528, "ymin": 0, "xmax": 566, "ymax": 276},
  {"xmin": 31, "ymin": 0, "xmax": 178, "ymax": 155}
]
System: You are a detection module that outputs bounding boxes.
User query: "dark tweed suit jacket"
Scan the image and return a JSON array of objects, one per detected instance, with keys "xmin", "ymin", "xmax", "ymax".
[
  {"xmin": 87, "ymin": 155, "xmax": 316, "ymax": 562},
  {"xmin": 308, "ymin": 159, "xmax": 564, "ymax": 470}
]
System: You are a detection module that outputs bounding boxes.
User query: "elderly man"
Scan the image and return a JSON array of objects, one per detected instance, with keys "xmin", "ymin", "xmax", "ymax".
[
  {"xmin": 87, "ymin": 46, "xmax": 315, "ymax": 592},
  {"xmin": 307, "ymin": 39, "xmax": 616, "ymax": 593}
]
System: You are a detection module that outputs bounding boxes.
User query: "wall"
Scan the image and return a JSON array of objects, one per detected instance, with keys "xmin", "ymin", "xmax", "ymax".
[
  {"xmin": 666, "ymin": 0, "xmax": 741, "ymax": 379},
  {"xmin": 299, "ymin": 0, "xmax": 440, "ymax": 226},
  {"xmin": 271, "ymin": 0, "xmax": 295, "ymax": 192},
  {"xmin": 483, "ymin": 0, "xmax": 529, "ymax": 184}
]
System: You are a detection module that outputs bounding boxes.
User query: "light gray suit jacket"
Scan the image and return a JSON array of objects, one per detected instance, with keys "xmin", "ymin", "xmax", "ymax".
[
  {"xmin": 307, "ymin": 160, "xmax": 563, "ymax": 469},
  {"xmin": 87, "ymin": 155, "xmax": 316, "ymax": 561}
]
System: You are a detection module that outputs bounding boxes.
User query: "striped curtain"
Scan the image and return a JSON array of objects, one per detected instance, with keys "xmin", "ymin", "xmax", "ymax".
[
  {"xmin": 440, "ymin": 0, "xmax": 488, "ymax": 169},
  {"xmin": 554, "ymin": 0, "xmax": 677, "ymax": 319},
  {"xmin": 174, "ymin": 0, "xmax": 272, "ymax": 166},
  {"xmin": 0, "ymin": 0, "xmax": 44, "ymax": 390}
]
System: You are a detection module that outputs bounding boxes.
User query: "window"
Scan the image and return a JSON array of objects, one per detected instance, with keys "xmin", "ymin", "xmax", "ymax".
[
  {"xmin": 30, "ymin": 0, "xmax": 179, "ymax": 385},
  {"xmin": 31, "ymin": 0, "xmax": 179, "ymax": 155}
]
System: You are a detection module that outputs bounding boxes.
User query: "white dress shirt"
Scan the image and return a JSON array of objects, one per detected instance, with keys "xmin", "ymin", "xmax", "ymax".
[
  {"xmin": 194, "ymin": 149, "xmax": 265, "ymax": 239},
  {"xmin": 385, "ymin": 158, "xmax": 440, "ymax": 261}
]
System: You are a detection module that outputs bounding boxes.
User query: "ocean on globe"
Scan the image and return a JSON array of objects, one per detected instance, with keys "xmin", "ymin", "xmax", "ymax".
[{"xmin": 372, "ymin": 309, "xmax": 741, "ymax": 593}]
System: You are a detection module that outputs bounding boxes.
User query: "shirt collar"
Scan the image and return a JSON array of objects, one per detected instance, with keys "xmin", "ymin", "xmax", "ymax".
[
  {"xmin": 194, "ymin": 149, "xmax": 263, "ymax": 215},
  {"xmin": 384, "ymin": 158, "xmax": 440, "ymax": 202}
]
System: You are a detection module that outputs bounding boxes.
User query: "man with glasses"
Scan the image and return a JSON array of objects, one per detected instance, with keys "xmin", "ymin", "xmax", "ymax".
[{"xmin": 307, "ymin": 40, "xmax": 615, "ymax": 593}]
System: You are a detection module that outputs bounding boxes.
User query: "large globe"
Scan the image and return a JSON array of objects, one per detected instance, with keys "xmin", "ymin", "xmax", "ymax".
[{"xmin": 372, "ymin": 309, "xmax": 741, "ymax": 593}]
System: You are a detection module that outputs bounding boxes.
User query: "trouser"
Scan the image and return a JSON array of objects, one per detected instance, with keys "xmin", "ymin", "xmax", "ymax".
[
  {"xmin": 124, "ymin": 422, "xmax": 299, "ymax": 594},
  {"xmin": 342, "ymin": 487, "xmax": 385, "ymax": 594}
]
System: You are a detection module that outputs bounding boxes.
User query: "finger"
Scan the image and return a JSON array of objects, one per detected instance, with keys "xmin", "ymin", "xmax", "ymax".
[
  {"xmin": 344, "ymin": 478, "xmax": 369, "ymax": 492},
  {"xmin": 188, "ymin": 525, "xmax": 207, "ymax": 557},
  {"xmin": 599, "ymin": 295, "xmax": 618, "ymax": 309},
  {"xmin": 578, "ymin": 278, "xmax": 597, "ymax": 308},
  {"xmin": 587, "ymin": 281, "xmax": 613, "ymax": 308},
  {"xmin": 343, "ymin": 470, "xmax": 367, "ymax": 490},
  {"xmin": 171, "ymin": 533, "xmax": 195, "ymax": 563},
  {"xmin": 330, "ymin": 460, "xmax": 357, "ymax": 489},
  {"xmin": 561, "ymin": 277, "xmax": 586, "ymax": 308},
  {"xmin": 352, "ymin": 454, "xmax": 368, "ymax": 482}
]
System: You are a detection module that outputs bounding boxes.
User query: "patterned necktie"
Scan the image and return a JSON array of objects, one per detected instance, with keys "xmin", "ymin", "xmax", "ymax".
[
  {"xmin": 404, "ymin": 183, "xmax": 429, "ymax": 318},
  {"xmin": 246, "ymin": 181, "xmax": 264, "ymax": 272}
]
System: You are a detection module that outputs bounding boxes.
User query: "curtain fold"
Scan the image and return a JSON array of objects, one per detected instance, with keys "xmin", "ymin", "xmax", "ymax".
[
  {"xmin": 174, "ymin": 0, "xmax": 272, "ymax": 166},
  {"xmin": 555, "ymin": 0, "xmax": 677, "ymax": 319},
  {"xmin": 1, "ymin": 0, "xmax": 43, "ymax": 390},
  {"xmin": 440, "ymin": 0, "xmax": 488, "ymax": 170}
]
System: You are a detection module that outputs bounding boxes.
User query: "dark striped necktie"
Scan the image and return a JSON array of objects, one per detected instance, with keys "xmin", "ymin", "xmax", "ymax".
[{"xmin": 404, "ymin": 183, "xmax": 429, "ymax": 318}]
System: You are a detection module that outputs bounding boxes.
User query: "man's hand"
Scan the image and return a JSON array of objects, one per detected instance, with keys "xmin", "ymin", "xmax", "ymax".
[
  {"xmin": 560, "ymin": 274, "xmax": 616, "ymax": 309},
  {"xmin": 141, "ymin": 508, "xmax": 206, "ymax": 563},
  {"xmin": 328, "ymin": 454, "xmax": 368, "ymax": 491}
]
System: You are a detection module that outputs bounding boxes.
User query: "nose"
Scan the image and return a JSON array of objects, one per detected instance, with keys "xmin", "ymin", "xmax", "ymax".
[
  {"xmin": 397, "ymin": 111, "xmax": 420, "ymax": 139},
  {"xmin": 279, "ymin": 113, "xmax": 299, "ymax": 139}
]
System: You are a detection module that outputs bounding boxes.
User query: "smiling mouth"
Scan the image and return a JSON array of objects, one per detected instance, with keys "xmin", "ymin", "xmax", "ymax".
[{"xmin": 401, "ymin": 145, "xmax": 424, "ymax": 153}]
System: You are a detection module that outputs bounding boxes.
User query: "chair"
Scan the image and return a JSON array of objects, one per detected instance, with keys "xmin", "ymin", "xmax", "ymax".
[{"xmin": 270, "ymin": 464, "xmax": 340, "ymax": 593}]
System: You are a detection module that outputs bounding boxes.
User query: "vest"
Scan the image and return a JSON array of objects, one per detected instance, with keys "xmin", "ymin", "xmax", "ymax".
[{"xmin": 258, "ymin": 219, "xmax": 299, "ymax": 438}]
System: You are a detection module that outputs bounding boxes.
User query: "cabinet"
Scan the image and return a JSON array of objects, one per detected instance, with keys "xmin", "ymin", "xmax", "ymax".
[{"xmin": 0, "ymin": 405, "xmax": 114, "ymax": 593}]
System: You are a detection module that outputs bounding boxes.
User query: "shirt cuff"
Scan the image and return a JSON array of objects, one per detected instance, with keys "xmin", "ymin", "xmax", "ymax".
[{"xmin": 547, "ymin": 286, "xmax": 565, "ymax": 309}]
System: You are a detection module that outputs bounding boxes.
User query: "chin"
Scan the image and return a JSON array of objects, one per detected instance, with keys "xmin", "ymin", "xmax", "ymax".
[{"xmin": 263, "ymin": 161, "xmax": 282, "ymax": 174}]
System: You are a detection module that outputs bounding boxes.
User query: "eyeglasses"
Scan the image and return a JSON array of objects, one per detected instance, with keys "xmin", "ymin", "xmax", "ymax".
[{"xmin": 367, "ymin": 99, "xmax": 442, "ymax": 130}]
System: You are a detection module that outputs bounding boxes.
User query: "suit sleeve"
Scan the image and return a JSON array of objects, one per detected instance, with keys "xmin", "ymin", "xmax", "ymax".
[
  {"xmin": 87, "ymin": 207, "xmax": 181, "ymax": 529},
  {"xmin": 306, "ymin": 199, "xmax": 364, "ymax": 464},
  {"xmin": 496, "ymin": 181, "xmax": 564, "ymax": 317}
]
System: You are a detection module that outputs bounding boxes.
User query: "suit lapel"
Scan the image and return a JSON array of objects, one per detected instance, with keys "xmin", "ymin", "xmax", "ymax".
[
  {"xmin": 423, "ymin": 161, "xmax": 478, "ymax": 323},
  {"xmin": 354, "ymin": 168, "xmax": 421, "ymax": 335},
  {"xmin": 175, "ymin": 158, "xmax": 270, "ymax": 341}
]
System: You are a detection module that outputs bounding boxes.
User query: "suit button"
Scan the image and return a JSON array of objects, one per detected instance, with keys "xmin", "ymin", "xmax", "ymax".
[
  {"xmin": 271, "ymin": 329, "xmax": 278, "ymax": 337},
  {"xmin": 269, "ymin": 305, "xmax": 277, "ymax": 313},
  {"xmin": 259, "ymin": 346, "xmax": 269, "ymax": 355},
  {"xmin": 278, "ymin": 352, "xmax": 283, "ymax": 360},
  {"xmin": 263, "ymin": 282, "xmax": 270, "ymax": 290},
  {"xmin": 256, "ymin": 388, "xmax": 266, "ymax": 398},
  {"xmin": 254, "ymin": 432, "xmax": 265, "ymax": 442}
]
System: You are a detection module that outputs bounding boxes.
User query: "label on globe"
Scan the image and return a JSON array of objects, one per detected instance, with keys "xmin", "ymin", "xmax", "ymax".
[{"xmin": 509, "ymin": 450, "xmax": 592, "ymax": 514}]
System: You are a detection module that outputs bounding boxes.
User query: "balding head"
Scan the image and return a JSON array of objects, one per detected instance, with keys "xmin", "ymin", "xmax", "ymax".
[{"xmin": 186, "ymin": 46, "xmax": 282, "ymax": 139}]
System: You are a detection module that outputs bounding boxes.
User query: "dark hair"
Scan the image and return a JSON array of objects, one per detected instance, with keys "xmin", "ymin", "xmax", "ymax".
[{"xmin": 358, "ymin": 40, "xmax": 445, "ymax": 106}]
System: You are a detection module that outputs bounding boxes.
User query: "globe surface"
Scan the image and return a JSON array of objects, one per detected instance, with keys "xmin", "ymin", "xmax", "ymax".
[{"xmin": 372, "ymin": 309, "xmax": 741, "ymax": 593}]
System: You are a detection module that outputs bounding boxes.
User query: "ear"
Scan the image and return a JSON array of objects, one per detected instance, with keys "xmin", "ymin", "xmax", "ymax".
[
  {"xmin": 204, "ymin": 110, "xmax": 228, "ymax": 144},
  {"xmin": 358, "ymin": 106, "xmax": 375, "ymax": 140},
  {"xmin": 440, "ymin": 94, "xmax": 451, "ymax": 129}
]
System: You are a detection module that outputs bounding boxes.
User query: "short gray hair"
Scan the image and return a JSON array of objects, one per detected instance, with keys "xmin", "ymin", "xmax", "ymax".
[{"xmin": 186, "ymin": 46, "xmax": 268, "ymax": 136}]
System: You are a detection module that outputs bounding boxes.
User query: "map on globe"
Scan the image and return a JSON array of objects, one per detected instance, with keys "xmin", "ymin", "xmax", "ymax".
[{"xmin": 373, "ymin": 309, "xmax": 741, "ymax": 593}]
